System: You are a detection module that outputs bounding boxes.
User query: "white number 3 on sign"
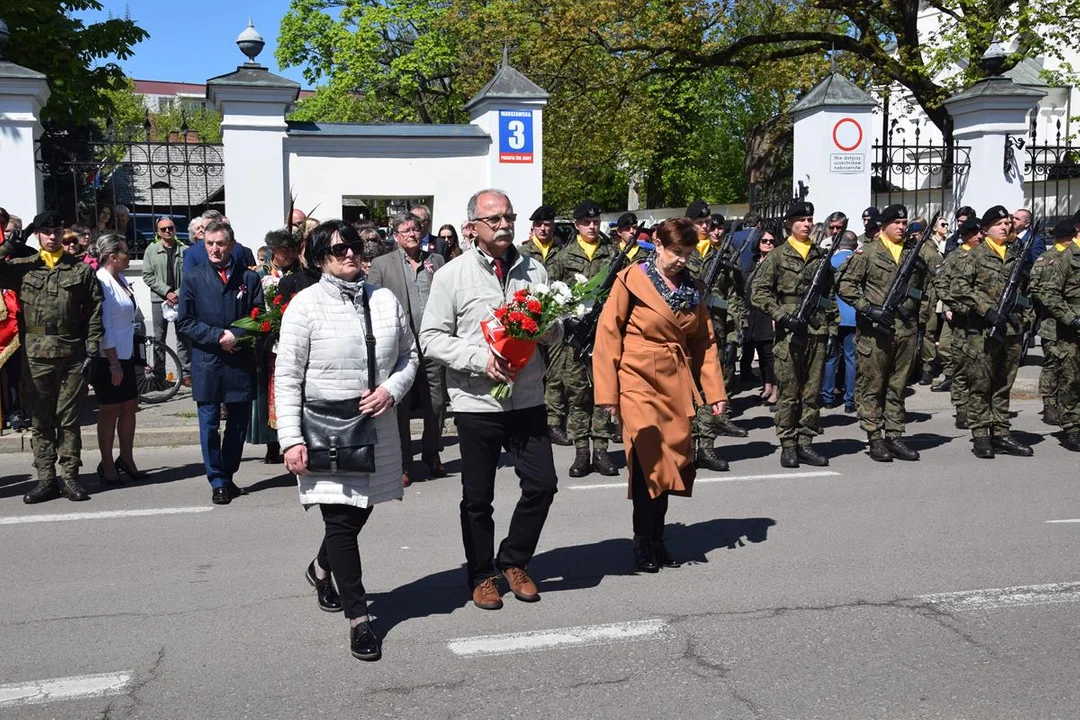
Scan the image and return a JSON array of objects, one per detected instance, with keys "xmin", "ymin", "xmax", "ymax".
[{"xmin": 507, "ymin": 121, "xmax": 526, "ymax": 150}]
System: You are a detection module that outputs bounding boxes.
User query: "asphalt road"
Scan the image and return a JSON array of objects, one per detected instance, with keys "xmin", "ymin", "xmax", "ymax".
[{"xmin": 1, "ymin": 388, "xmax": 1077, "ymax": 719}]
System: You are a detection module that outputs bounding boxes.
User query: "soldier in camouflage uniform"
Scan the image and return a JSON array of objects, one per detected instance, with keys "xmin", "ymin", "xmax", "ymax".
[
  {"xmin": 1030, "ymin": 219, "xmax": 1076, "ymax": 432},
  {"xmin": 0, "ymin": 211, "xmax": 104, "ymax": 503},
  {"xmin": 837, "ymin": 204, "xmax": 933, "ymax": 463},
  {"xmin": 932, "ymin": 217, "xmax": 984, "ymax": 429},
  {"xmin": 946, "ymin": 205, "xmax": 1035, "ymax": 458},
  {"xmin": 684, "ymin": 202, "xmax": 746, "ymax": 472},
  {"xmin": 548, "ymin": 200, "xmax": 619, "ymax": 477},
  {"xmin": 917, "ymin": 227, "xmax": 945, "ymax": 385},
  {"xmin": 750, "ymin": 201, "xmax": 837, "ymax": 469}
]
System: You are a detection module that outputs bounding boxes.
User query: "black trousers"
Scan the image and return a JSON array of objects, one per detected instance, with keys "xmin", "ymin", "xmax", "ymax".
[
  {"xmin": 630, "ymin": 452, "xmax": 668, "ymax": 540},
  {"xmin": 752, "ymin": 339, "xmax": 776, "ymax": 386},
  {"xmin": 316, "ymin": 503, "xmax": 374, "ymax": 619},
  {"xmin": 456, "ymin": 406, "xmax": 559, "ymax": 589}
]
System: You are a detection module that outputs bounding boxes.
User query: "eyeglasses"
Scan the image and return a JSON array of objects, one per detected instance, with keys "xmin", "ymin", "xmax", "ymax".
[
  {"xmin": 395, "ymin": 226, "xmax": 420, "ymax": 236},
  {"xmin": 158, "ymin": 226, "xmax": 175, "ymax": 233},
  {"xmin": 759, "ymin": 238, "xmax": 775, "ymax": 245},
  {"xmin": 475, "ymin": 213, "xmax": 517, "ymax": 228},
  {"xmin": 328, "ymin": 241, "xmax": 364, "ymax": 259},
  {"xmin": 438, "ymin": 233, "xmax": 454, "ymax": 239},
  {"xmin": 61, "ymin": 238, "xmax": 80, "ymax": 245},
  {"xmin": 828, "ymin": 224, "xmax": 844, "ymax": 231}
]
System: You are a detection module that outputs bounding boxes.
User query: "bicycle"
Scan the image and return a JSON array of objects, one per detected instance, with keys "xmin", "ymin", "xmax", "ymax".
[{"xmin": 133, "ymin": 332, "xmax": 184, "ymax": 404}]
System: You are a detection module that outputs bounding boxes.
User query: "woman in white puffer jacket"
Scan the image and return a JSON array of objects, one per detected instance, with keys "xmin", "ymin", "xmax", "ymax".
[{"xmin": 275, "ymin": 220, "xmax": 417, "ymax": 662}]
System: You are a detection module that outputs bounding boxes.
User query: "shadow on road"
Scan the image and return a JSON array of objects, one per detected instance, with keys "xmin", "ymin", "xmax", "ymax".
[
  {"xmin": 723, "ymin": 441, "xmax": 777, "ymax": 463},
  {"xmin": 821, "ymin": 414, "xmax": 858, "ymax": 429},
  {"xmin": 907, "ymin": 432, "xmax": 953, "ymax": 452},
  {"xmin": 91, "ymin": 461, "xmax": 208, "ymax": 495},
  {"xmin": 813, "ymin": 438, "xmax": 865, "ymax": 460},
  {"xmin": 0, "ymin": 472, "xmax": 33, "ymax": 500}
]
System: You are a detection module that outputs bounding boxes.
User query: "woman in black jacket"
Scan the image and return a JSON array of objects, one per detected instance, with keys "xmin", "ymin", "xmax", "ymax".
[{"xmin": 744, "ymin": 230, "xmax": 778, "ymax": 408}]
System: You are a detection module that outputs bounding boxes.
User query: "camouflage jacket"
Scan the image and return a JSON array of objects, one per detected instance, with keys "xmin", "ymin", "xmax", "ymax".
[
  {"xmin": 1033, "ymin": 241, "xmax": 1080, "ymax": 342},
  {"xmin": 836, "ymin": 235, "xmax": 933, "ymax": 338},
  {"xmin": 548, "ymin": 237, "xmax": 618, "ymax": 284},
  {"xmin": 0, "ymin": 247, "xmax": 104, "ymax": 358},
  {"xmin": 1028, "ymin": 243, "xmax": 1069, "ymax": 342},
  {"xmin": 750, "ymin": 238, "xmax": 837, "ymax": 338},
  {"xmin": 947, "ymin": 240, "xmax": 1032, "ymax": 339},
  {"xmin": 686, "ymin": 241, "xmax": 745, "ymax": 343},
  {"xmin": 518, "ymin": 235, "xmax": 564, "ymax": 269}
]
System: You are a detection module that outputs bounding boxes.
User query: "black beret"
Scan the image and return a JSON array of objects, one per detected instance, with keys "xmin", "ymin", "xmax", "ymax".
[
  {"xmin": 686, "ymin": 200, "xmax": 711, "ymax": 220},
  {"xmin": 529, "ymin": 205, "xmax": 556, "ymax": 223},
  {"xmin": 1052, "ymin": 218, "xmax": 1075, "ymax": 239},
  {"xmin": 573, "ymin": 200, "xmax": 602, "ymax": 221},
  {"xmin": 981, "ymin": 205, "xmax": 1009, "ymax": 226},
  {"xmin": 27, "ymin": 210, "xmax": 64, "ymax": 234},
  {"xmin": 958, "ymin": 217, "xmax": 982, "ymax": 236},
  {"xmin": 784, "ymin": 201, "xmax": 814, "ymax": 221},
  {"xmin": 710, "ymin": 213, "xmax": 726, "ymax": 227},
  {"xmin": 616, "ymin": 212, "xmax": 638, "ymax": 228},
  {"xmin": 862, "ymin": 206, "xmax": 879, "ymax": 218},
  {"xmin": 880, "ymin": 204, "xmax": 908, "ymax": 223}
]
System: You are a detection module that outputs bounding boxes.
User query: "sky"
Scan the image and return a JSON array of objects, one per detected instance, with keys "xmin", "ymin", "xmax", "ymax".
[{"xmin": 80, "ymin": 0, "xmax": 313, "ymax": 88}]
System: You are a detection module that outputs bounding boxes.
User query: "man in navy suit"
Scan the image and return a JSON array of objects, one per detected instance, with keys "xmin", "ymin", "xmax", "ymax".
[
  {"xmin": 177, "ymin": 221, "xmax": 264, "ymax": 505},
  {"xmin": 183, "ymin": 215, "xmax": 255, "ymax": 274}
]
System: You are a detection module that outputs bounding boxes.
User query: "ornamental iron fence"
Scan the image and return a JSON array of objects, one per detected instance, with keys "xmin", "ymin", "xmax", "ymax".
[
  {"xmin": 871, "ymin": 126, "xmax": 970, "ymax": 221},
  {"xmin": 1023, "ymin": 116, "xmax": 1079, "ymax": 223}
]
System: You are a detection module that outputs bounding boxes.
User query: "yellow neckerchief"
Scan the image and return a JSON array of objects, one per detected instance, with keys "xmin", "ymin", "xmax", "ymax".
[
  {"xmin": 1072, "ymin": 237, "xmax": 1080, "ymax": 250},
  {"xmin": 621, "ymin": 241, "xmax": 640, "ymax": 261},
  {"xmin": 531, "ymin": 234, "xmax": 553, "ymax": 261},
  {"xmin": 787, "ymin": 235, "xmax": 811, "ymax": 261},
  {"xmin": 39, "ymin": 248, "xmax": 64, "ymax": 269},
  {"xmin": 577, "ymin": 234, "xmax": 598, "ymax": 262},
  {"xmin": 986, "ymin": 236, "xmax": 1007, "ymax": 261},
  {"xmin": 879, "ymin": 233, "xmax": 903, "ymax": 263},
  {"xmin": 696, "ymin": 236, "xmax": 711, "ymax": 258},
  {"xmin": 1055, "ymin": 242, "xmax": 1069, "ymax": 252}
]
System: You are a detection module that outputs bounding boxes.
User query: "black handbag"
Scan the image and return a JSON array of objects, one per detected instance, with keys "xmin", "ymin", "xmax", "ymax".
[{"xmin": 301, "ymin": 286, "xmax": 379, "ymax": 474}]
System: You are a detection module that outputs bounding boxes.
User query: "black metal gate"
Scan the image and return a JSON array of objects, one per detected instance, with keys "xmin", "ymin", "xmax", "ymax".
[
  {"xmin": 1023, "ymin": 117, "xmax": 1079, "ymax": 224},
  {"xmin": 871, "ymin": 127, "xmax": 970, "ymax": 221},
  {"xmin": 748, "ymin": 180, "xmax": 808, "ymax": 234}
]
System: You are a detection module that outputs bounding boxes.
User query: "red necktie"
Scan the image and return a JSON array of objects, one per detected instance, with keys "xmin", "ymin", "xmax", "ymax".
[
  {"xmin": 218, "ymin": 268, "xmax": 228, "ymax": 284},
  {"xmin": 493, "ymin": 258, "xmax": 505, "ymax": 283}
]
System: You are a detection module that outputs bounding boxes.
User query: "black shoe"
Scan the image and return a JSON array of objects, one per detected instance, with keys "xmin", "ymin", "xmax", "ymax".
[
  {"xmin": 884, "ymin": 437, "xmax": 920, "ymax": 461},
  {"xmin": 23, "ymin": 479, "xmax": 60, "ymax": 505},
  {"xmin": 972, "ymin": 436, "xmax": 994, "ymax": 459},
  {"xmin": 796, "ymin": 445, "xmax": 829, "ymax": 467},
  {"xmin": 212, "ymin": 487, "xmax": 231, "ymax": 505},
  {"xmin": 780, "ymin": 446, "xmax": 799, "ymax": 468},
  {"xmin": 305, "ymin": 561, "xmax": 343, "ymax": 613},
  {"xmin": 592, "ymin": 448, "xmax": 619, "ymax": 476},
  {"xmin": 1043, "ymin": 404, "xmax": 1061, "ymax": 427},
  {"xmin": 114, "ymin": 457, "xmax": 148, "ymax": 480},
  {"xmin": 992, "ymin": 434, "xmax": 1033, "ymax": 457},
  {"xmin": 868, "ymin": 438, "xmax": 893, "ymax": 462},
  {"xmin": 1062, "ymin": 431, "xmax": 1080, "ymax": 452},
  {"xmin": 548, "ymin": 425, "xmax": 572, "ymax": 446},
  {"xmin": 612, "ymin": 429, "xmax": 623, "ymax": 444},
  {"xmin": 955, "ymin": 411, "xmax": 969, "ymax": 430},
  {"xmin": 9, "ymin": 410, "xmax": 30, "ymax": 431},
  {"xmin": 931, "ymin": 377, "xmax": 952, "ymax": 392},
  {"xmin": 844, "ymin": 402, "xmax": 856, "ymax": 414},
  {"xmin": 350, "ymin": 620, "xmax": 382, "ymax": 661},
  {"xmin": 694, "ymin": 446, "xmax": 729, "ymax": 472},
  {"xmin": 97, "ymin": 463, "xmax": 124, "ymax": 487},
  {"xmin": 822, "ymin": 398, "xmax": 842, "ymax": 409},
  {"xmin": 568, "ymin": 447, "xmax": 591, "ymax": 477},
  {"xmin": 919, "ymin": 369, "xmax": 934, "ymax": 385},
  {"xmin": 652, "ymin": 540, "xmax": 681, "ymax": 569},
  {"xmin": 716, "ymin": 419, "xmax": 748, "ymax": 438},
  {"xmin": 226, "ymin": 482, "xmax": 247, "ymax": 499},
  {"xmin": 59, "ymin": 476, "xmax": 90, "ymax": 502},
  {"xmin": 633, "ymin": 538, "xmax": 659, "ymax": 573}
]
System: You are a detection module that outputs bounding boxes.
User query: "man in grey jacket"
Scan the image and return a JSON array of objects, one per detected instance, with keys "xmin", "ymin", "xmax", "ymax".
[
  {"xmin": 141, "ymin": 215, "xmax": 190, "ymax": 382},
  {"xmin": 420, "ymin": 188, "xmax": 562, "ymax": 612}
]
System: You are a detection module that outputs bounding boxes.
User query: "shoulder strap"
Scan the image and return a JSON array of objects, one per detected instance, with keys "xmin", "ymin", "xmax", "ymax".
[{"xmin": 361, "ymin": 285, "xmax": 377, "ymax": 392}]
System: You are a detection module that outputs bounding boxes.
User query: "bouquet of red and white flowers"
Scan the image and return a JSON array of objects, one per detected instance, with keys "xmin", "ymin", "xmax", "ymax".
[
  {"xmin": 231, "ymin": 281, "xmax": 289, "ymax": 342},
  {"xmin": 482, "ymin": 278, "xmax": 595, "ymax": 399}
]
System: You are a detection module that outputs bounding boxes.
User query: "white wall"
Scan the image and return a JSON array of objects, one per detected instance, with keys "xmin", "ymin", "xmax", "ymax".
[{"xmin": 0, "ymin": 79, "xmax": 48, "ymax": 222}]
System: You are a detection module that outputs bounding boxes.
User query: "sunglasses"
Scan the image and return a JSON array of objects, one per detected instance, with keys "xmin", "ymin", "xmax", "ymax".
[
  {"xmin": 158, "ymin": 226, "xmax": 175, "ymax": 232},
  {"xmin": 328, "ymin": 241, "xmax": 364, "ymax": 259},
  {"xmin": 62, "ymin": 238, "xmax": 80, "ymax": 245},
  {"xmin": 760, "ymin": 238, "xmax": 775, "ymax": 244}
]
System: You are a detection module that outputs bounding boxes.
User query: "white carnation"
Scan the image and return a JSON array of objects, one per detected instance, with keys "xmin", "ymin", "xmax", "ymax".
[
  {"xmin": 573, "ymin": 273, "xmax": 588, "ymax": 285},
  {"xmin": 575, "ymin": 303, "xmax": 588, "ymax": 317},
  {"xmin": 531, "ymin": 283, "xmax": 550, "ymax": 296},
  {"xmin": 550, "ymin": 280, "xmax": 570, "ymax": 294}
]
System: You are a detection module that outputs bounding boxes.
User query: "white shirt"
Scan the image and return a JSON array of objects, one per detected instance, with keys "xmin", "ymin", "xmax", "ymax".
[{"xmin": 97, "ymin": 267, "xmax": 136, "ymax": 360}]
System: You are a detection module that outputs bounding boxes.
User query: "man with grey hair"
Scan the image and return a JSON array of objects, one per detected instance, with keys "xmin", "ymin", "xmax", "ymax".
[
  {"xmin": 115, "ymin": 204, "xmax": 135, "ymax": 249},
  {"xmin": 368, "ymin": 212, "xmax": 447, "ymax": 485},
  {"xmin": 411, "ymin": 204, "xmax": 446, "ymax": 259},
  {"xmin": 143, "ymin": 215, "xmax": 191, "ymax": 384},
  {"xmin": 184, "ymin": 212, "xmax": 255, "ymax": 274},
  {"xmin": 420, "ymin": 188, "xmax": 561, "ymax": 611}
]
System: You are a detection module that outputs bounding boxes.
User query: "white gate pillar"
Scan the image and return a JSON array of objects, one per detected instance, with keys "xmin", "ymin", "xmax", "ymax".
[{"xmin": 0, "ymin": 19, "xmax": 50, "ymax": 223}]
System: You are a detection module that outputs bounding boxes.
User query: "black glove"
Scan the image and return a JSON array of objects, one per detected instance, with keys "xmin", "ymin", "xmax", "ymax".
[
  {"xmin": 825, "ymin": 335, "xmax": 839, "ymax": 359},
  {"xmin": 1007, "ymin": 313, "xmax": 1022, "ymax": 331},
  {"xmin": 865, "ymin": 306, "xmax": 894, "ymax": 327},
  {"xmin": 1070, "ymin": 316, "xmax": 1080, "ymax": 330},
  {"xmin": 723, "ymin": 341, "xmax": 738, "ymax": 366},
  {"xmin": 779, "ymin": 314, "xmax": 808, "ymax": 335},
  {"xmin": 896, "ymin": 304, "xmax": 915, "ymax": 323},
  {"xmin": 81, "ymin": 356, "xmax": 94, "ymax": 380},
  {"xmin": 984, "ymin": 308, "xmax": 1004, "ymax": 328}
]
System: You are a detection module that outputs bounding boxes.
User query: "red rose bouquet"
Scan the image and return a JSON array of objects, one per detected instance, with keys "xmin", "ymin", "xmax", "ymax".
[{"xmin": 231, "ymin": 282, "xmax": 289, "ymax": 342}]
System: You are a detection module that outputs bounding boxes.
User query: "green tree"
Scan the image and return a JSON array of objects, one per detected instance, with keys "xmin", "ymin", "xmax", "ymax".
[{"xmin": 101, "ymin": 78, "xmax": 223, "ymax": 143}]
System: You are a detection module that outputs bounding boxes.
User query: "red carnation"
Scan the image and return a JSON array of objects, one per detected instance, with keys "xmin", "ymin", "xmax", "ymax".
[
  {"xmin": 520, "ymin": 317, "xmax": 539, "ymax": 334},
  {"xmin": 526, "ymin": 299, "xmax": 542, "ymax": 313},
  {"xmin": 494, "ymin": 306, "xmax": 508, "ymax": 320},
  {"xmin": 273, "ymin": 295, "xmax": 283, "ymax": 306},
  {"xmin": 513, "ymin": 289, "xmax": 529, "ymax": 302},
  {"xmin": 250, "ymin": 308, "xmax": 259, "ymax": 319},
  {"xmin": 260, "ymin": 321, "xmax": 272, "ymax": 333},
  {"xmin": 280, "ymin": 303, "xmax": 289, "ymax": 313},
  {"xmin": 508, "ymin": 310, "xmax": 526, "ymax": 324}
]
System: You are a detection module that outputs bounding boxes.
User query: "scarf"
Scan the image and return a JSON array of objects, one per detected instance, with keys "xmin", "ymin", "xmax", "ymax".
[
  {"xmin": 320, "ymin": 272, "xmax": 366, "ymax": 305},
  {"xmin": 39, "ymin": 248, "xmax": 64, "ymax": 269},
  {"xmin": 986, "ymin": 236, "xmax": 1007, "ymax": 261},
  {"xmin": 787, "ymin": 235, "xmax": 812, "ymax": 261},
  {"xmin": 643, "ymin": 258, "xmax": 699, "ymax": 313}
]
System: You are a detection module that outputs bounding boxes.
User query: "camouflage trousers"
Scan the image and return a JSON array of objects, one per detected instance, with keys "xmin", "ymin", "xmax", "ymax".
[
  {"xmin": 939, "ymin": 319, "xmax": 955, "ymax": 380},
  {"xmin": 949, "ymin": 324, "xmax": 969, "ymax": 412},
  {"xmin": 22, "ymin": 356, "xmax": 88, "ymax": 480},
  {"xmin": 962, "ymin": 334, "xmax": 1021, "ymax": 438},
  {"xmin": 1052, "ymin": 338, "xmax": 1080, "ymax": 432},
  {"xmin": 854, "ymin": 330, "xmax": 917, "ymax": 438},
  {"xmin": 1039, "ymin": 338, "xmax": 1060, "ymax": 402},
  {"xmin": 919, "ymin": 311, "xmax": 941, "ymax": 371},
  {"xmin": 692, "ymin": 336, "xmax": 735, "ymax": 442},
  {"xmin": 546, "ymin": 341, "xmax": 612, "ymax": 446},
  {"xmin": 771, "ymin": 333, "xmax": 825, "ymax": 447}
]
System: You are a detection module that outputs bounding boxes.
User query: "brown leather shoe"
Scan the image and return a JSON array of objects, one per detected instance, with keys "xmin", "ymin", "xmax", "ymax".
[
  {"xmin": 472, "ymin": 577, "xmax": 504, "ymax": 610},
  {"xmin": 423, "ymin": 456, "xmax": 448, "ymax": 479},
  {"xmin": 502, "ymin": 567, "xmax": 540, "ymax": 602},
  {"xmin": 401, "ymin": 472, "xmax": 412, "ymax": 488}
]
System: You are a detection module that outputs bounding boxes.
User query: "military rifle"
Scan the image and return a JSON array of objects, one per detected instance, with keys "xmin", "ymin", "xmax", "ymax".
[
  {"xmin": 793, "ymin": 221, "xmax": 844, "ymax": 331},
  {"xmin": 566, "ymin": 239, "xmax": 647, "ymax": 367},
  {"xmin": 869, "ymin": 211, "xmax": 941, "ymax": 333},
  {"xmin": 986, "ymin": 219, "xmax": 1040, "ymax": 342}
]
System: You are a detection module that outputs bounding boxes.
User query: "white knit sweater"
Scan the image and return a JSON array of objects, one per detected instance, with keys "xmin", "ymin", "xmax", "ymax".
[{"xmin": 275, "ymin": 276, "xmax": 418, "ymax": 508}]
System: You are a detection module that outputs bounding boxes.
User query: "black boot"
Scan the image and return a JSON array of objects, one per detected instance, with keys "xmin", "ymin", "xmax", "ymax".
[
  {"xmin": 694, "ymin": 445, "xmax": 729, "ymax": 472},
  {"xmin": 652, "ymin": 539, "xmax": 681, "ymax": 568},
  {"xmin": 796, "ymin": 444, "xmax": 829, "ymax": 467},
  {"xmin": 779, "ymin": 446, "xmax": 799, "ymax": 468},
  {"xmin": 1043, "ymin": 403, "xmax": 1061, "ymax": 427},
  {"xmin": 568, "ymin": 446, "xmax": 592, "ymax": 477},
  {"xmin": 919, "ymin": 369, "xmax": 934, "ymax": 385},
  {"xmin": 868, "ymin": 438, "xmax": 893, "ymax": 462},
  {"xmin": 22, "ymin": 478, "xmax": 60, "ymax": 505},
  {"xmin": 1062, "ymin": 430, "xmax": 1080, "ymax": 452},
  {"xmin": 548, "ymin": 425, "xmax": 572, "ymax": 446},
  {"xmin": 931, "ymin": 376, "xmax": 952, "ymax": 392},
  {"xmin": 716, "ymin": 418, "xmax": 748, "ymax": 438},
  {"xmin": 972, "ymin": 436, "xmax": 994, "ymax": 459},
  {"xmin": 884, "ymin": 437, "xmax": 920, "ymax": 461},
  {"xmin": 633, "ymin": 537, "xmax": 659, "ymax": 573},
  {"xmin": 59, "ymin": 476, "xmax": 90, "ymax": 502},
  {"xmin": 591, "ymin": 446, "xmax": 619, "ymax": 476},
  {"xmin": 955, "ymin": 410, "xmax": 969, "ymax": 430},
  {"xmin": 992, "ymin": 433, "xmax": 1034, "ymax": 457}
]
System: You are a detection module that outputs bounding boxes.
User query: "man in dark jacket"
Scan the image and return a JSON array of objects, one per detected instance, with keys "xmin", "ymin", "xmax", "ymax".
[{"xmin": 177, "ymin": 220, "xmax": 264, "ymax": 505}]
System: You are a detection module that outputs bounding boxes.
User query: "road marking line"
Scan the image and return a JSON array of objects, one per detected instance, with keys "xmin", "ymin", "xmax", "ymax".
[
  {"xmin": 569, "ymin": 470, "xmax": 840, "ymax": 490},
  {"xmin": 447, "ymin": 619, "xmax": 666, "ymax": 657},
  {"xmin": 1046, "ymin": 519, "xmax": 1080, "ymax": 524},
  {"xmin": 916, "ymin": 582, "xmax": 1080, "ymax": 612},
  {"xmin": 0, "ymin": 672, "xmax": 132, "ymax": 708},
  {"xmin": 0, "ymin": 507, "xmax": 212, "ymax": 525}
]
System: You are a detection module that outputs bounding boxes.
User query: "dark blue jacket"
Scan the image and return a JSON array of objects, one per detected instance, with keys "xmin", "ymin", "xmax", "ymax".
[
  {"xmin": 183, "ymin": 240, "xmax": 256, "ymax": 275},
  {"xmin": 177, "ymin": 259, "xmax": 264, "ymax": 404}
]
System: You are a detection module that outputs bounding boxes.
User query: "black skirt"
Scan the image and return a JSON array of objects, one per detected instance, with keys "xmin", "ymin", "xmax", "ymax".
[{"xmin": 92, "ymin": 357, "xmax": 138, "ymax": 405}]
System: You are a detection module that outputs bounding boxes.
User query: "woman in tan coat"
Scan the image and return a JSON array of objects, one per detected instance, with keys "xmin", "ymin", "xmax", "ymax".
[{"xmin": 594, "ymin": 217, "xmax": 728, "ymax": 573}]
